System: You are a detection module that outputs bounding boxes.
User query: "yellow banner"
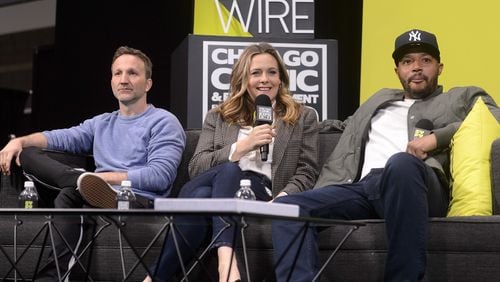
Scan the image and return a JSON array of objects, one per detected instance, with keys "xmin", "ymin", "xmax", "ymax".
[
  {"xmin": 194, "ymin": 0, "xmax": 253, "ymax": 37},
  {"xmin": 361, "ymin": 0, "xmax": 500, "ymax": 105}
]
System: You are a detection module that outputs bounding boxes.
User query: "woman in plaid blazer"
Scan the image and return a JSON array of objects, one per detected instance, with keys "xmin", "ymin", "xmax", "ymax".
[{"xmin": 146, "ymin": 43, "xmax": 319, "ymax": 282}]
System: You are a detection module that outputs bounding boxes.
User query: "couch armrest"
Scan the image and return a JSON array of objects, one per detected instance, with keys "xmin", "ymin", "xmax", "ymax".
[
  {"xmin": 491, "ymin": 138, "xmax": 500, "ymax": 214},
  {"xmin": 170, "ymin": 129, "xmax": 201, "ymax": 198}
]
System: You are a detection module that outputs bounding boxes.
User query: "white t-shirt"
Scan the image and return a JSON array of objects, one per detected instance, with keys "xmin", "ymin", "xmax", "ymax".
[{"xmin": 360, "ymin": 99, "xmax": 417, "ymax": 179}]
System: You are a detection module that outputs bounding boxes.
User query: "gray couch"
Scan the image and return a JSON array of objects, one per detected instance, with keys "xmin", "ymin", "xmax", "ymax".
[{"xmin": 1, "ymin": 128, "xmax": 500, "ymax": 281}]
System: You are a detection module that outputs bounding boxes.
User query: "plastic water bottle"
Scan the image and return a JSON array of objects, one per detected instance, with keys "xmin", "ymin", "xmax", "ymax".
[
  {"xmin": 18, "ymin": 181, "xmax": 39, "ymax": 208},
  {"xmin": 234, "ymin": 179, "xmax": 256, "ymax": 200},
  {"xmin": 116, "ymin": 180, "xmax": 136, "ymax": 210}
]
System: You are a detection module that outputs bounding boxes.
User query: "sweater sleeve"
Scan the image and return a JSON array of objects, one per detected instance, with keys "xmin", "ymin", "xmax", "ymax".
[
  {"xmin": 43, "ymin": 117, "xmax": 96, "ymax": 154},
  {"xmin": 126, "ymin": 111, "xmax": 186, "ymax": 196}
]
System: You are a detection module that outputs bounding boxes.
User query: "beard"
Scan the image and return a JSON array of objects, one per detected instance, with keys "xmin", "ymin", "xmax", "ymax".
[{"xmin": 400, "ymin": 73, "xmax": 439, "ymax": 99}]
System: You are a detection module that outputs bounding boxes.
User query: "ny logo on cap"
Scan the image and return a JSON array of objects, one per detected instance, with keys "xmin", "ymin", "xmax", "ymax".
[{"xmin": 408, "ymin": 30, "xmax": 422, "ymax": 42}]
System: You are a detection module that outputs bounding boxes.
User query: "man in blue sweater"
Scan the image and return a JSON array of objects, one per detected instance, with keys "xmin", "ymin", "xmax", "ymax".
[{"xmin": 0, "ymin": 46, "xmax": 186, "ymax": 280}]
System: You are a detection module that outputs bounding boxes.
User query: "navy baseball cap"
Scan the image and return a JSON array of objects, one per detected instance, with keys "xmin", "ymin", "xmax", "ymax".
[{"xmin": 392, "ymin": 29, "xmax": 440, "ymax": 64}]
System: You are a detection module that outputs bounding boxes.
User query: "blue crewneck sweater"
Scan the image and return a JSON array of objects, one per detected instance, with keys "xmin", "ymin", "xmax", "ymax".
[{"xmin": 43, "ymin": 105, "xmax": 186, "ymax": 199}]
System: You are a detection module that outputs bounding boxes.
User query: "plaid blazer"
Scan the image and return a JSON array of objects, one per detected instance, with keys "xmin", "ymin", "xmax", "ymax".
[{"xmin": 188, "ymin": 106, "xmax": 319, "ymax": 197}]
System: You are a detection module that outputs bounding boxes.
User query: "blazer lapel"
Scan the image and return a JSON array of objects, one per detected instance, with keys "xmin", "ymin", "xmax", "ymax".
[
  {"xmin": 272, "ymin": 120, "xmax": 294, "ymax": 177},
  {"xmin": 223, "ymin": 122, "xmax": 240, "ymax": 145}
]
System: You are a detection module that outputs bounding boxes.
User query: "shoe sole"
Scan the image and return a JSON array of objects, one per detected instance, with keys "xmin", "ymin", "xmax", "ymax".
[{"xmin": 78, "ymin": 174, "xmax": 117, "ymax": 208}]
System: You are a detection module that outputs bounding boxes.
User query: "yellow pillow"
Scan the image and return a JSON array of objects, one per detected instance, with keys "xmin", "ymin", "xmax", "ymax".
[{"xmin": 447, "ymin": 97, "xmax": 500, "ymax": 216}]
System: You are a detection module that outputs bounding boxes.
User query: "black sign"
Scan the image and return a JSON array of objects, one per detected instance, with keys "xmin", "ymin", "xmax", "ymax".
[{"xmin": 170, "ymin": 35, "xmax": 337, "ymax": 129}]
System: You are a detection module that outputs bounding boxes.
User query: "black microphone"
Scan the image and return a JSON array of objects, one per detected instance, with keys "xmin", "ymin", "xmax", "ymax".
[
  {"xmin": 413, "ymin": 119, "xmax": 434, "ymax": 139},
  {"xmin": 254, "ymin": 94, "xmax": 273, "ymax": 161}
]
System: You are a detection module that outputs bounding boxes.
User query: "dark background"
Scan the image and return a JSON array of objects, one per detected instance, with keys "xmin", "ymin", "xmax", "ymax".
[{"xmin": 30, "ymin": 0, "xmax": 362, "ymax": 131}]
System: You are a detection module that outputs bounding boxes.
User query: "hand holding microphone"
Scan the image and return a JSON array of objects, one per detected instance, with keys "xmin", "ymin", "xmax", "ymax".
[
  {"xmin": 407, "ymin": 119, "xmax": 436, "ymax": 159},
  {"xmin": 254, "ymin": 94, "xmax": 274, "ymax": 161}
]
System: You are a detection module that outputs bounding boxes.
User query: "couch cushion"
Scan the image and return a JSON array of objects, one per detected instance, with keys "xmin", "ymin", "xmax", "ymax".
[
  {"xmin": 239, "ymin": 215, "xmax": 500, "ymax": 281},
  {"xmin": 448, "ymin": 98, "xmax": 500, "ymax": 216},
  {"xmin": 170, "ymin": 129, "xmax": 201, "ymax": 197},
  {"xmin": 318, "ymin": 131, "xmax": 341, "ymax": 168}
]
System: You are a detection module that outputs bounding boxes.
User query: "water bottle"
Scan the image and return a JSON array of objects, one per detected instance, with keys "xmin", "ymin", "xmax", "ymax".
[
  {"xmin": 234, "ymin": 179, "xmax": 256, "ymax": 200},
  {"xmin": 116, "ymin": 180, "xmax": 136, "ymax": 210},
  {"xmin": 18, "ymin": 181, "xmax": 39, "ymax": 208}
]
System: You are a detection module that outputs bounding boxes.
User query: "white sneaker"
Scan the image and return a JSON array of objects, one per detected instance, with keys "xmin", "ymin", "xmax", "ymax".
[{"xmin": 77, "ymin": 172, "xmax": 117, "ymax": 208}]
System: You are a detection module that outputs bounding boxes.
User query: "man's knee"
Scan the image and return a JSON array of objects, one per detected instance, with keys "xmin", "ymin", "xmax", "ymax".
[
  {"xmin": 274, "ymin": 194, "xmax": 294, "ymax": 205},
  {"xmin": 387, "ymin": 152, "xmax": 420, "ymax": 166},
  {"xmin": 20, "ymin": 146, "xmax": 43, "ymax": 159},
  {"xmin": 382, "ymin": 153, "xmax": 430, "ymax": 201},
  {"xmin": 19, "ymin": 147, "xmax": 44, "ymax": 171},
  {"xmin": 386, "ymin": 152, "xmax": 425, "ymax": 175},
  {"xmin": 273, "ymin": 193, "xmax": 312, "ymax": 218}
]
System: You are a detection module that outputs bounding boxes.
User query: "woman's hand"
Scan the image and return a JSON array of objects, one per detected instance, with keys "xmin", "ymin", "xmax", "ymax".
[{"xmin": 232, "ymin": 124, "xmax": 276, "ymax": 160}]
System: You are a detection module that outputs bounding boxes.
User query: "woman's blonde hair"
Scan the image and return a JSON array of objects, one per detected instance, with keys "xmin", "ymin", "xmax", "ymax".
[{"xmin": 216, "ymin": 43, "xmax": 302, "ymax": 126}]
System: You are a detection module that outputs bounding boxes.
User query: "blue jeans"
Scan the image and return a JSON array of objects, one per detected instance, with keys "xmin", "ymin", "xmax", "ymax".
[
  {"xmin": 152, "ymin": 162, "xmax": 272, "ymax": 281},
  {"xmin": 272, "ymin": 152, "xmax": 449, "ymax": 282}
]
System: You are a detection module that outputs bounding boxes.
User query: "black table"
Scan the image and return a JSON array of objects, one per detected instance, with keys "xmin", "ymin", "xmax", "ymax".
[{"xmin": 0, "ymin": 200, "xmax": 365, "ymax": 281}]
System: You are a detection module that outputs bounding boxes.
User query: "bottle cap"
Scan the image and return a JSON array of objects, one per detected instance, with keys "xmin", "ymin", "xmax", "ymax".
[
  {"xmin": 240, "ymin": 179, "xmax": 251, "ymax": 186},
  {"xmin": 121, "ymin": 180, "xmax": 132, "ymax": 187},
  {"xmin": 24, "ymin": 181, "xmax": 35, "ymax": 188}
]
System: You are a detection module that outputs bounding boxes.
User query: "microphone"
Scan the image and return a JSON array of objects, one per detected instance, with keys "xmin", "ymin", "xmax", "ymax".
[
  {"xmin": 254, "ymin": 94, "xmax": 273, "ymax": 161},
  {"xmin": 413, "ymin": 119, "xmax": 434, "ymax": 139}
]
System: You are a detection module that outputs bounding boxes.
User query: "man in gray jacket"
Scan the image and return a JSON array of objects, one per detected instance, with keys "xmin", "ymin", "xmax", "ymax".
[{"xmin": 272, "ymin": 29, "xmax": 500, "ymax": 281}]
